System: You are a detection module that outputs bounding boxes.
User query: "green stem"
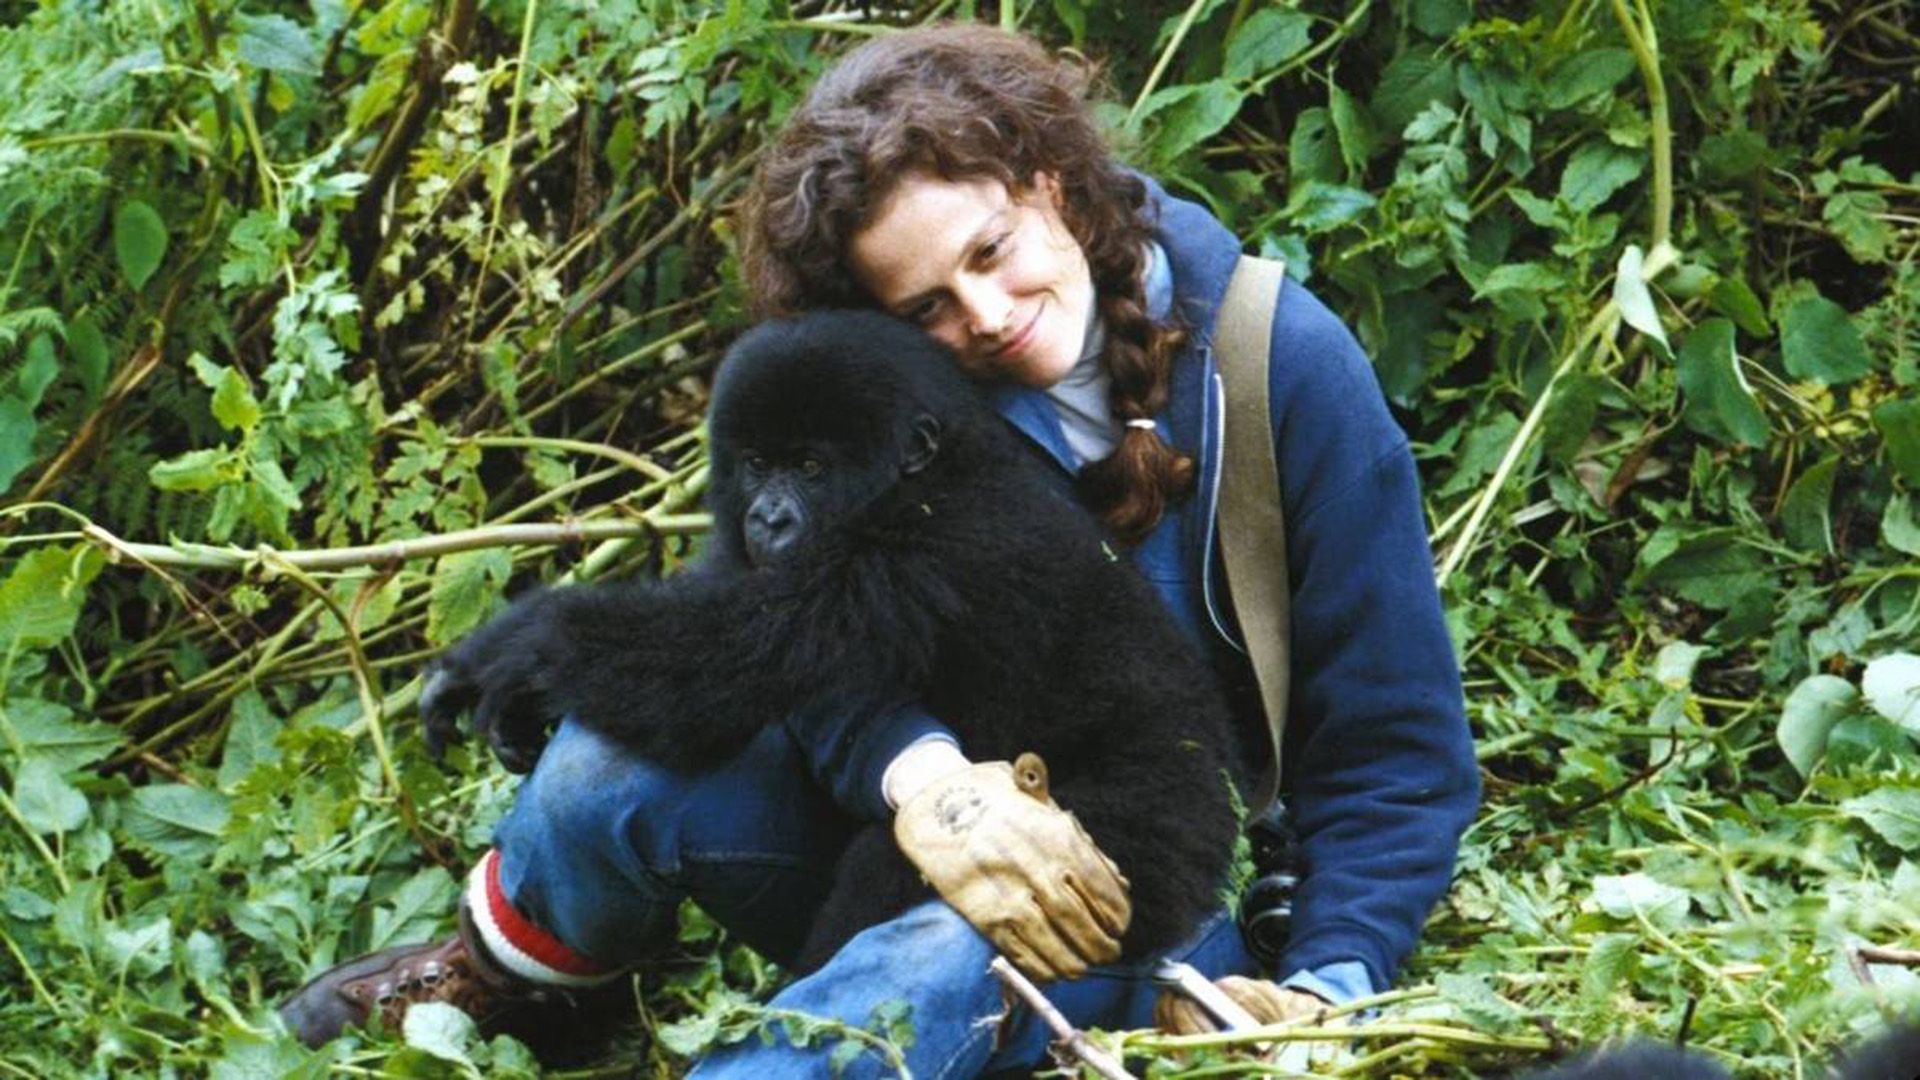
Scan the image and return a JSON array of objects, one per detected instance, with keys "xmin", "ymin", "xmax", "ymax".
[
  {"xmin": 1609, "ymin": 0, "xmax": 1671, "ymax": 250},
  {"xmin": 468, "ymin": 0, "xmax": 541, "ymax": 334},
  {"xmin": 1127, "ymin": 0, "xmax": 1210, "ymax": 124}
]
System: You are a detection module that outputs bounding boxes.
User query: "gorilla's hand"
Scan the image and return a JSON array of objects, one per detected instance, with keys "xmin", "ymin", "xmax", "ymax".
[
  {"xmin": 419, "ymin": 590, "xmax": 565, "ymax": 773},
  {"xmin": 893, "ymin": 752, "xmax": 1132, "ymax": 981}
]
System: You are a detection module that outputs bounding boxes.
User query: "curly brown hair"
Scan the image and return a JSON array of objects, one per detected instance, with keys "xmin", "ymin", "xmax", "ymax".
[{"xmin": 737, "ymin": 22, "xmax": 1193, "ymax": 543}]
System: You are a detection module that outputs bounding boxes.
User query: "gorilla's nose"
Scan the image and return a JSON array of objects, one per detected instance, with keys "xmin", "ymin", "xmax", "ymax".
[{"xmin": 746, "ymin": 501, "xmax": 801, "ymax": 561}]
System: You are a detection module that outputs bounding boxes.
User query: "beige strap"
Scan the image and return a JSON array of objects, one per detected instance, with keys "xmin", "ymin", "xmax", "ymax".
[{"xmin": 1214, "ymin": 254, "xmax": 1290, "ymax": 810}]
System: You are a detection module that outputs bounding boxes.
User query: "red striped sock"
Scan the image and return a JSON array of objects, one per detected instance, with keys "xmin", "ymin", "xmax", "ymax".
[{"xmin": 464, "ymin": 849, "xmax": 619, "ymax": 987}]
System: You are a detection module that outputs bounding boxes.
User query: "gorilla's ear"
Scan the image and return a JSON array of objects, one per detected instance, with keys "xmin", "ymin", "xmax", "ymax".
[{"xmin": 904, "ymin": 413, "xmax": 942, "ymax": 475}]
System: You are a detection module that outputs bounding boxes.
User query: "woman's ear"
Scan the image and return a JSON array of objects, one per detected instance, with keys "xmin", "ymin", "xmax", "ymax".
[{"xmin": 1029, "ymin": 170, "xmax": 1064, "ymax": 207}]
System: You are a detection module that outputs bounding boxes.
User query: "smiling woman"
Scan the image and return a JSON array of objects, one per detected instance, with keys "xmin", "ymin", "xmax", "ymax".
[{"xmin": 849, "ymin": 173, "xmax": 1095, "ymax": 389}]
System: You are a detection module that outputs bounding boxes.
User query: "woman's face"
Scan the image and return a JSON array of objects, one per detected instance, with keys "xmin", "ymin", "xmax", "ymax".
[{"xmin": 849, "ymin": 172, "xmax": 1095, "ymax": 389}]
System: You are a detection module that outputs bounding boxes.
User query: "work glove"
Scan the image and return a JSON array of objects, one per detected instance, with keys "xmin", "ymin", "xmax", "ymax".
[
  {"xmin": 1153, "ymin": 976, "xmax": 1328, "ymax": 1034},
  {"xmin": 893, "ymin": 752, "xmax": 1131, "ymax": 982}
]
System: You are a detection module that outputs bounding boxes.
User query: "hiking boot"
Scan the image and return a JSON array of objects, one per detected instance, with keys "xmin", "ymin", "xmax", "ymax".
[{"xmin": 279, "ymin": 900, "xmax": 543, "ymax": 1047}]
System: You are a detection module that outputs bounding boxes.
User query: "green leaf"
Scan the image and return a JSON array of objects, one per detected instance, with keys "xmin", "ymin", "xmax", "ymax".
[
  {"xmin": 216, "ymin": 691, "xmax": 283, "ymax": 790},
  {"xmin": 1542, "ymin": 48, "xmax": 1636, "ymax": 109},
  {"xmin": 209, "ymin": 1034, "xmax": 320, "ymax": 1080},
  {"xmin": 1148, "ymin": 81, "xmax": 1246, "ymax": 163},
  {"xmin": 149, "ymin": 447, "xmax": 243, "ymax": 492},
  {"xmin": 2, "ymin": 699, "xmax": 120, "ymax": 771},
  {"xmin": 1328, "ymin": 83, "xmax": 1376, "ymax": 174},
  {"xmin": 1288, "ymin": 108, "xmax": 1339, "ymax": 186},
  {"xmin": 124, "ymin": 783, "xmax": 231, "ymax": 859},
  {"xmin": 1434, "ymin": 973, "xmax": 1526, "ymax": 1032},
  {"xmin": 657, "ymin": 1010, "xmax": 722, "ymax": 1057},
  {"xmin": 1777, "ymin": 674, "xmax": 1859, "ymax": 777},
  {"xmin": 1591, "ymin": 872, "xmax": 1689, "ymax": 930},
  {"xmin": 113, "ymin": 199, "xmax": 168, "ymax": 291},
  {"xmin": 1371, "ymin": 52, "xmax": 1455, "ymax": 137},
  {"xmin": 1283, "ymin": 182, "xmax": 1376, "ymax": 232},
  {"xmin": 1708, "ymin": 276, "xmax": 1769, "ymax": 335},
  {"xmin": 1823, "ymin": 188, "xmax": 1893, "ymax": 263},
  {"xmin": 1474, "ymin": 262, "xmax": 1565, "ymax": 298},
  {"xmin": 212, "ymin": 369, "xmax": 262, "ymax": 433},
  {"xmin": 1697, "ymin": 130, "xmax": 1769, "ymax": 184},
  {"xmin": 1873, "ymin": 399, "xmax": 1920, "ymax": 485},
  {"xmin": 13, "ymin": 758, "xmax": 88, "ymax": 834},
  {"xmin": 368, "ymin": 867, "xmax": 457, "ymax": 952},
  {"xmin": 426, "ymin": 549, "xmax": 513, "ymax": 645},
  {"xmin": 0, "ymin": 395, "xmax": 36, "ymax": 495},
  {"xmin": 1883, "ymin": 494, "xmax": 1920, "ymax": 556},
  {"xmin": 1613, "ymin": 244, "xmax": 1667, "ymax": 350},
  {"xmin": 1780, "ymin": 294, "xmax": 1872, "ymax": 384},
  {"xmin": 1577, "ymin": 935, "xmax": 1639, "ymax": 1012},
  {"xmin": 403, "ymin": 1001, "xmax": 479, "ymax": 1066},
  {"xmin": 67, "ymin": 315, "xmax": 110, "ymax": 403},
  {"xmin": 1560, "ymin": 142, "xmax": 1642, "ymax": 213},
  {"xmin": 1653, "ymin": 641, "xmax": 1707, "ymax": 689},
  {"xmin": 1223, "ymin": 8, "xmax": 1312, "ymax": 81},
  {"xmin": 1640, "ymin": 529, "xmax": 1770, "ymax": 610},
  {"xmin": 1862, "ymin": 653, "xmax": 1920, "ymax": 734},
  {"xmin": 235, "ymin": 13, "xmax": 320, "ymax": 77},
  {"xmin": 20, "ymin": 334, "xmax": 59, "ymax": 409},
  {"xmin": 1675, "ymin": 319, "xmax": 1769, "ymax": 447},
  {"xmin": 1780, "ymin": 455, "xmax": 1840, "ymax": 554},
  {"xmin": 1842, "ymin": 788, "xmax": 1920, "ymax": 851},
  {"xmin": 0, "ymin": 544, "xmax": 105, "ymax": 650}
]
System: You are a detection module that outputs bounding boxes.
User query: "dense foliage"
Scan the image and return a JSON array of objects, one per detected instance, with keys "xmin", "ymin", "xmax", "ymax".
[{"xmin": 1, "ymin": 0, "xmax": 1917, "ymax": 1076}]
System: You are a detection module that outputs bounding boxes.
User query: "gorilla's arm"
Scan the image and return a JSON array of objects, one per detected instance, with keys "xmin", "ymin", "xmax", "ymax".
[{"xmin": 421, "ymin": 539, "xmax": 965, "ymax": 773}]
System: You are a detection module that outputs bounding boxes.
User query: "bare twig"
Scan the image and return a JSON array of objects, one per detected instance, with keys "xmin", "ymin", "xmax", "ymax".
[{"xmin": 989, "ymin": 958, "xmax": 1135, "ymax": 1080}]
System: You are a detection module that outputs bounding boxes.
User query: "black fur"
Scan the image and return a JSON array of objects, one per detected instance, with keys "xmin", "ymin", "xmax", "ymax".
[
  {"xmin": 1513, "ymin": 1023, "xmax": 1920, "ymax": 1080},
  {"xmin": 422, "ymin": 311, "xmax": 1244, "ymax": 971}
]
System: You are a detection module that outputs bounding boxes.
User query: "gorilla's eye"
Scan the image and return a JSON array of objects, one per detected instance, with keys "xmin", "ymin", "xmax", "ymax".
[
  {"xmin": 743, "ymin": 454, "xmax": 769, "ymax": 476},
  {"xmin": 800, "ymin": 456, "xmax": 823, "ymax": 478}
]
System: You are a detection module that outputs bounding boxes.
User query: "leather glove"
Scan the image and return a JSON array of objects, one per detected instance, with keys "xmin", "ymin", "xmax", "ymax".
[
  {"xmin": 893, "ymin": 752, "xmax": 1130, "ymax": 982},
  {"xmin": 1153, "ymin": 976, "xmax": 1329, "ymax": 1035}
]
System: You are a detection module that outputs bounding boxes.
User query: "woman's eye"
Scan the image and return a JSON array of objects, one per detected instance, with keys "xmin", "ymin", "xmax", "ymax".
[
  {"xmin": 979, "ymin": 234, "xmax": 1009, "ymax": 263},
  {"xmin": 904, "ymin": 299, "xmax": 940, "ymax": 325}
]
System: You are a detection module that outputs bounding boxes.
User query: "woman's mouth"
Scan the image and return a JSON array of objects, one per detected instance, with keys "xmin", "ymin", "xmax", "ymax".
[{"xmin": 993, "ymin": 301, "xmax": 1044, "ymax": 362}]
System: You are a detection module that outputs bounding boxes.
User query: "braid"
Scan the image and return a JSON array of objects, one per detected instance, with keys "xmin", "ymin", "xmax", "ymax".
[{"xmin": 1077, "ymin": 260, "xmax": 1194, "ymax": 543}]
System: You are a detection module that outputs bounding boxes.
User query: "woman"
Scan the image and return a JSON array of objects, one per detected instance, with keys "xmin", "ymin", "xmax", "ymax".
[{"xmin": 280, "ymin": 22, "xmax": 1479, "ymax": 1076}]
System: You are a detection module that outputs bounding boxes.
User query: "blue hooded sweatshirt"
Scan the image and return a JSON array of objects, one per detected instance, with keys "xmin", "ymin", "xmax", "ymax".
[{"xmin": 784, "ymin": 176, "xmax": 1481, "ymax": 997}]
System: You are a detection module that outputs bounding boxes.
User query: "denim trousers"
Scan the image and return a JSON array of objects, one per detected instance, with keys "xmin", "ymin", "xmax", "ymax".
[{"xmin": 493, "ymin": 719, "xmax": 1258, "ymax": 1078}]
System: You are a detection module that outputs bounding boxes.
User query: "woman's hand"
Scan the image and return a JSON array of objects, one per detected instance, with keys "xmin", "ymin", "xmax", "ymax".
[
  {"xmin": 1152, "ymin": 976, "xmax": 1330, "ymax": 1034},
  {"xmin": 892, "ymin": 752, "xmax": 1131, "ymax": 981}
]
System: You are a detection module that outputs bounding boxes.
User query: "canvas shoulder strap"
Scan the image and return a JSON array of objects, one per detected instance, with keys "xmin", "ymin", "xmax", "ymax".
[{"xmin": 1214, "ymin": 254, "xmax": 1291, "ymax": 810}]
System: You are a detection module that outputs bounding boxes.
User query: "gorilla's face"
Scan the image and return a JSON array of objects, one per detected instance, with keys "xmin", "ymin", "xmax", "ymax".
[{"xmin": 710, "ymin": 314, "xmax": 957, "ymax": 567}]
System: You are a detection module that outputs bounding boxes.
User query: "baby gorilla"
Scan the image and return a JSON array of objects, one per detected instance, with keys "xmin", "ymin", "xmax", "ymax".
[{"xmin": 422, "ymin": 310, "xmax": 1244, "ymax": 973}]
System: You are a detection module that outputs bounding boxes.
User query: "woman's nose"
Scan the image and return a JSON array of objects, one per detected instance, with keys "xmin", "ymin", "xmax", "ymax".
[{"xmin": 952, "ymin": 277, "xmax": 1014, "ymax": 341}]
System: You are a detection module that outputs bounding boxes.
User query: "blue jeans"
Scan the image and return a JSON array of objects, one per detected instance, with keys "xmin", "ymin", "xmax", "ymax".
[{"xmin": 494, "ymin": 720, "xmax": 1257, "ymax": 1078}]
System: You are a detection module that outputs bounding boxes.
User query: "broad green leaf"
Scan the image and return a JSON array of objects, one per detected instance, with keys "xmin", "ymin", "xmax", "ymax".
[
  {"xmin": 1283, "ymin": 182, "xmax": 1376, "ymax": 232},
  {"xmin": 1371, "ymin": 52, "xmax": 1455, "ymax": 137},
  {"xmin": 1698, "ymin": 130, "xmax": 1769, "ymax": 183},
  {"xmin": 1224, "ymin": 8, "xmax": 1312, "ymax": 81},
  {"xmin": 67, "ymin": 315, "xmax": 110, "ymax": 403},
  {"xmin": 20, "ymin": 334, "xmax": 58, "ymax": 409},
  {"xmin": 1862, "ymin": 653, "xmax": 1920, "ymax": 734},
  {"xmin": 1708, "ymin": 276, "xmax": 1769, "ymax": 335},
  {"xmin": 216, "ymin": 691, "xmax": 283, "ymax": 790},
  {"xmin": 1653, "ymin": 641, "xmax": 1707, "ymax": 689},
  {"xmin": 235, "ymin": 13, "xmax": 320, "ymax": 77},
  {"xmin": 209, "ymin": 1035, "xmax": 319, "ymax": 1080},
  {"xmin": 1288, "ymin": 107, "xmax": 1339, "ymax": 186},
  {"xmin": 1780, "ymin": 294, "xmax": 1871, "ymax": 384},
  {"xmin": 210, "ymin": 367, "xmax": 262, "ymax": 433},
  {"xmin": 1434, "ymin": 973, "xmax": 1525, "ymax": 1032},
  {"xmin": 1842, "ymin": 788, "xmax": 1920, "ymax": 852},
  {"xmin": 1613, "ymin": 244, "xmax": 1667, "ymax": 350},
  {"xmin": 1780, "ymin": 455, "xmax": 1840, "ymax": 554},
  {"xmin": 657, "ymin": 1010, "xmax": 722, "ymax": 1057},
  {"xmin": 1577, "ymin": 934, "xmax": 1639, "ymax": 1011},
  {"xmin": 0, "ymin": 395, "xmax": 35, "ymax": 494},
  {"xmin": 1824, "ymin": 188, "xmax": 1893, "ymax": 263},
  {"xmin": 426, "ymin": 548, "xmax": 513, "ymax": 645},
  {"xmin": 149, "ymin": 447, "xmax": 243, "ymax": 492},
  {"xmin": 113, "ymin": 199, "xmax": 168, "ymax": 290},
  {"xmin": 1640, "ymin": 529, "xmax": 1770, "ymax": 610},
  {"xmin": 1474, "ymin": 262, "xmax": 1565, "ymax": 298},
  {"xmin": 124, "ymin": 783, "xmax": 231, "ymax": 859},
  {"xmin": 1873, "ymin": 399, "xmax": 1920, "ymax": 484},
  {"xmin": 403, "ymin": 1001, "xmax": 478, "ymax": 1066},
  {"xmin": 1883, "ymin": 494, "xmax": 1920, "ymax": 556},
  {"xmin": 0, "ymin": 544, "xmax": 105, "ymax": 649},
  {"xmin": 1328, "ymin": 84, "xmax": 1376, "ymax": 174},
  {"xmin": 1542, "ymin": 48, "xmax": 1636, "ymax": 109},
  {"xmin": 1777, "ymin": 674, "xmax": 1858, "ymax": 776},
  {"xmin": 2, "ymin": 699, "xmax": 120, "ymax": 771},
  {"xmin": 1561, "ymin": 143, "xmax": 1642, "ymax": 213},
  {"xmin": 1675, "ymin": 319, "xmax": 1769, "ymax": 447},
  {"xmin": 1149, "ymin": 81, "xmax": 1246, "ymax": 163},
  {"xmin": 104, "ymin": 916, "xmax": 172, "ymax": 978},
  {"xmin": 13, "ymin": 758, "xmax": 88, "ymax": 834},
  {"xmin": 1410, "ymin": 0, "xmax": 1469, "ymax": 36},
  {"xmin": 1591, "ymin": 872, "xmax": 1689, "ymax": 930},
  {"xmin": 368, "ymin": 867, "xmax": 457, "ymax": 952}
]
